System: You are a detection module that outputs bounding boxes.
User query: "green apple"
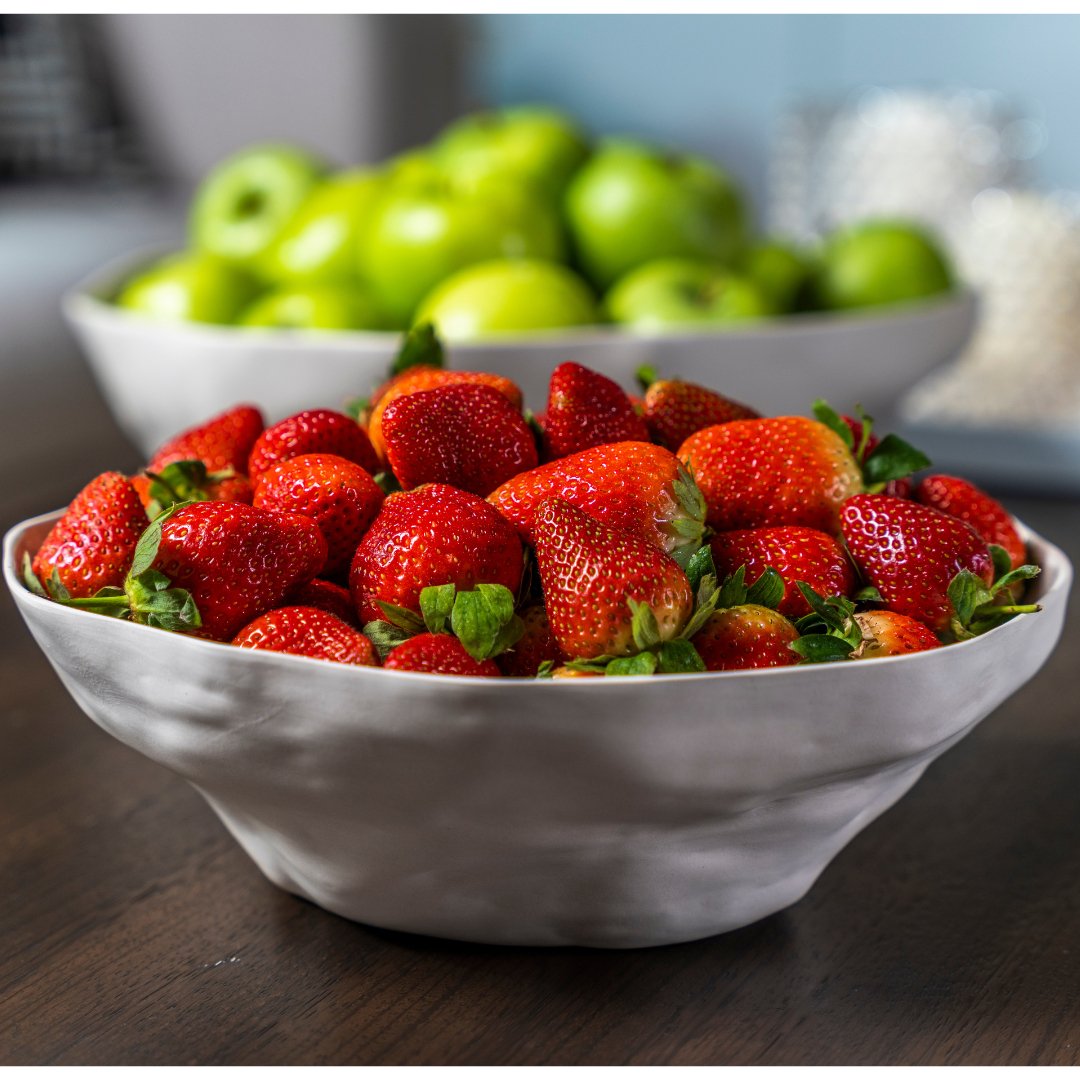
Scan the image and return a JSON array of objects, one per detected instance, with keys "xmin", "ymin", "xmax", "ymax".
[
  {"xmin": 259, "ymin": 169, "xmax": 385, "ymax": 285},
  {"xmin": 238, "ymin": 283, "xmax": 390, "ymax": 331},
  {"xmin": 361, "ymin": 168, "xmax": 567, "ymax": 326},
  {"xmin": 565, "ymin": 139, "xmax": 747, "ymax": 290},
  {"xmin": 605, "ymin": 258, "xmax": 771, "ymax": 331},
  {"xmin": 413, "ymin": 258, "xmax": 599, "ymax": 342},
  {"xmin": 190, "ymin": 143, "xmax": 327, "ymax": 269},
  {"xmin": 742, "ymin": 240, "xmax": 816, "ymax": 314},
  {"xmin": 116, "ymin": 252, "xmax": 260, "ymax": 325},
  {"xmin": 432, "ymin": 105, "xmax": 589, "ymax": 202},
  {"xmin": 814, "ymin": 220, "xmax": 954, "ymax": 311}
]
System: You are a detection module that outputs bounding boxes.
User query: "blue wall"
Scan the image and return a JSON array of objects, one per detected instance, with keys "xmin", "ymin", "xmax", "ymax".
[{"xmin": 472, "ymin": 15, "xmax": 1076, "ymax": 223}]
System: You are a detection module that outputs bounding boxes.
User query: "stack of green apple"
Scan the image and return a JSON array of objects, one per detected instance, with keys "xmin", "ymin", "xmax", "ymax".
[{"xmin": 115, "ymin": 107, "xmax": 955, "ymax": 341}]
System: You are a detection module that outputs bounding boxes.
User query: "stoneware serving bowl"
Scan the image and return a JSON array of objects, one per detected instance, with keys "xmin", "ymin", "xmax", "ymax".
[
  {"xmin": 5, "ymin": 510, "xmax": 1069, "ymax": 948},
  {"xmin": 64, "ymin": 249, "xmax": 978, "ymax": 457}
]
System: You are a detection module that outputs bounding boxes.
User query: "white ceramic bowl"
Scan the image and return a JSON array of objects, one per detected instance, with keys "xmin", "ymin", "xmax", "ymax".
[
  {"xmin": 5, "ymin": 510, "xmax": 1069, "ymax": 948},
  {"xmin": 64, "ymin": 249, "xmax": 978, "ymax": 457}
]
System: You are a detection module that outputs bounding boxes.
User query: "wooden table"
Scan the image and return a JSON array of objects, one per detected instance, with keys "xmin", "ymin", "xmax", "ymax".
[{"xmin": 3, "ymin": 388, "xmax": 1079, "ymax": 1066}]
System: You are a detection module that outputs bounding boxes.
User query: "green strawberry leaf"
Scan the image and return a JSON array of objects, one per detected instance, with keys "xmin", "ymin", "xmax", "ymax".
[
  {"xmin": 21, "ymin": 554, "xmax": 48, "ymax": 598},
  {"xmin": 853, "ymin": 584, "xmax": 884, "ymax": 603},
  {"xmin": 344, "ymin": 396, "xmax": 369, "ymax": 421},
  {"xmin": 376, "ymin": 600, "xmax": 425, "ymax": 635},
  {"xmin": 656, "ymin": 639, "xmax": 706, "ymax": 673},
  {"xmin": 606, "ymin": 652, "xmax": 659, "ymax": 677},
  {"xmin": 125, "ymin": 568, "xmax": 201, "ymax": 631},
  {"xmin": 536, "ymin": 660, "xmax": 556, "ymax": 679},
  {"xmin": 746, "ymin": 567, "xmax": 785, "ymax": 611},
  {"xmin": 812, "ymin": 399, "xmax": 854, "ymax": 449},
  {"xmin": 988, "ymin": 543, "xmax": 1013, "ymax": 581},
  {"xmin": 669, "ymin": 464, "xmax": 707, "ymax": 567},
  {"xmin": 128, "ymin": 501, "xmax": 192, "ymax": 580},
  {"xmin": 684, "ymin": 545, "xmax": 716, "ymax": 595},
  {"xmin": 862, "ymin": 433, "xmax": 932, "ymax": 488},
  {"xmin": 948, "ymin": 569, "xmax": 991, "ymax": 629},
  {"xmin": 47, "ymin": 569, "xmax": 71, "ymax": 602},
  {"xmin": 143, "ymin": 460, "xmax": 230, "ymax": 510},
  {"xmin": 362, "ymin": 619, "xmax": 414, "ymax": 660},
  {"xmin": 450, "ymin": 583, "xmax": 522, "ymax": 660},
  {"xmin": 629, "ymin": 598, "xmax": 662, "ymax": 652},
  {"xmin": 790, "ymin": 633, "xmax": 856, "ymax": 664},
  {"xmin": 391, "ymin": 322, "xmax": 444, "ymax": 377},
  {"xmin": 681, "ymin": 585, "xmax": 719, "ymax": 641},
  {"xmin": 419, "ymin": 583, "xmax": 456, "ymax": 635},
  {"xmin": 717, "ymin": 565, "xmax": 748, "ymax": 609},
  {"xmin": 992, "ymin": 563, "xmax": 1041, "ymax": 595},
  {"xmin": 635, "ymin": 363, "xmax": 659, "ymax": 392},
  {"xmin": 373, "ymin": 471, "xmax": 402, "ymax": 496},
  {"xmin": 563, "ymin": 657, "xmax": 613, "ymax": 675}
]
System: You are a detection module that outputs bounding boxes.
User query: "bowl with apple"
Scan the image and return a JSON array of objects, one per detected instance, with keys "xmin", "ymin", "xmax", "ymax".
[{"xmin": 64, "ymin": 109, "xmax": 977, "ymax": 456}]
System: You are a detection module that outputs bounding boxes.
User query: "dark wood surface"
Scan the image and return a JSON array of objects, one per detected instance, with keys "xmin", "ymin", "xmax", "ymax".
[{"xmin": 2, "ymin": 382, "xmax": 1080, "ymax": 1066}]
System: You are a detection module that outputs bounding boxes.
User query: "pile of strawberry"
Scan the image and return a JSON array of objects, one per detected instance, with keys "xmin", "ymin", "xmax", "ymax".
[{"xmin": 24, "ymin": 327, "xmax": 1041, "ymax": 678}]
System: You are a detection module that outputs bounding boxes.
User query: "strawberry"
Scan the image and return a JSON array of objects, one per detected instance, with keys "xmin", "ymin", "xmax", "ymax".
[
  {"xmin": 852, "ymin": 611, "xmax": 941, "ymax": 658},
  {"xmin": 488, "ymin": 441, "xmax": 706, "ymax": 566},
  {"xmin": 532, "ymin": 498, "xmax": 693, "ymax": 660},
  {"xmin": 915, "ymin": 474, "xmax": 1026, "ymax": 570},
  {"xmin": 691, "ymin": 606, "xmax": 800, "ymax": 671},
  {"xmin": 841, "ymin": 414, "xmax": 911, "ymax": 499},
  {"xmin": 840, "ymin": 494, "xmax": 994, "ymax": 633},
  {"xmin": 709, "ymin": 526, "xmax": 854, "ymax": 618},
  {"xmin": 149, "ymin": 404, "xmax": 265, "ymax": 475},
  {"xmin": 383, "ymin": 633, "xmax": 501, "ymax": 677},
  {"xmin": 133, "ymin": 464, "xmax": 254, "ymax": 515},
  {"xmin": 232, "ymin": 606, "xmax": 378, "ymax": 666},
  {"xmin": 542, "ymin": 361, "xmax": 648, "ymax": 459},
  {"xmin": 349, "ymin": 484, "xmax": 524, "ymax": 625},
  {"xmin": 252, "ymin": 453, "xmax": 383, "ymax": 578},
  {"xmin": 679, "ymin": 417, "xmax": 863, "ymax": 534},
  {"xmin": 285, "ymin": 578, "xmax": 358, "ymax": 627},
  {"xmin": 497, "ymin": 604, "xmax": 567, "ymax": 677},
  {"xmin": 29, "ymin": 472, "xmax": 148, "ymax": 599},
  {"xmin": 381, "ymin": 383, "xmax": 537, "ymax": 496},
  {"xmin": 638, "ymin": 370, "xmax": 759, "ymax": 451},
  {"xmin": 248, "ymin": 409, "xmax": 380, "ymax": 481},
  {"xmin": 366, "ymin": 368, "xmax": 523, "ymax": 460}
]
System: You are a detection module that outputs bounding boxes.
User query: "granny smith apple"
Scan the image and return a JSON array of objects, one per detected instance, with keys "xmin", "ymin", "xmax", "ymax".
[
  {"xmin": 605, "ymin": 258, "xmax": 771, "ymax": 331},
  {"xmin": 259, "ymin": 169, "xmax": 385, "ymax": 285},
  {"xmin": 190, "ymin": 143, "xmax": 327, "ymax": 269},
  {"xmin": 564, "ymin": 139, "xmax": 747, "ymax": 290},
  {"xmin": 361, "ymin": 168, "xmax": 566, "ymax": 326},
  {"xmin": 742, "ymin": 240, "xmax": 816, "ymax": 315},
  {"xmin": 116, "ymin": 252, "xmax": 260, "ymax": 325},
  {"xmin": 238, "ymin": 283, "xmax": 390, "ymax": 331},
  {"xmin": 814, "ymin": 220, "xmax": 954, "ymax": 311},
  {"xmin": 432, "ymin": 105, "xmax": 589, "ymax": 202},
  {"xmin": 413, "ymin": 258, "xmax": 599, "ymax": 341}
]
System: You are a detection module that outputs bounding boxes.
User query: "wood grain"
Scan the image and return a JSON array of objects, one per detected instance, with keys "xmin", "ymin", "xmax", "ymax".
[{"xmin": 2, "ymin": 389, "xmax": 1079, "ymax": 1064}]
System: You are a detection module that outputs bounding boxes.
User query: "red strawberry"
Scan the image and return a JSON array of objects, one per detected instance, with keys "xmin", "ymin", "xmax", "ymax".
[
  {"xmin": 532, "ymin": 498, "xmax": 693, "ymax": 659},
  {"xmin": 149, "ymin": 404, "xmax": 265, "ymax": 475},
  {"xmin": 488, "ymin": 441, "xmax": 706, "ymax": 564},
  {"xmin": 252, "ymin": 453, "xmax": 383, "ymax": 578},
  {"xmin": 248, "ymin": 409, "xmax": 380, "ymax": 481},
  {"xmin": 133, "ymin": 466, "xmax": 254, "ymax": 513},
  {"xmin": 690, "ymin": 606, "xmax": 800, "ymax": 671},
  {"xmin": 679, "ymin": 417, "xmax": 862, "ymax": 534},
  {"xmin": 30, "ymin": 472, "xmax": 148, "ymax": 599},
  {"xmin": 367, "ymin": 367, "xmax": 523, "ymax": 459},
  {"xmin": 852, "ymin": 611, "xmax": 941, "ymax": 658},
  {"xmin": 542, "ymin": 361, "xmax": 647, "ymax": 459},
  {"xmin": 840, "ymin": 494, "xmax": 993, "ymax": 632},
  {"xmin": 841, "ymin": 414, "xmax": 911, "ymax": 499},
  {"xmin": 151, "ymin": 502, "xmax": 327, "ymax": 641},
  {"xmin": 381, "ymin": 383, "xmax": 538, "ymax": 496},
  {"xmin": 232, "ymin": 606, "xmax": 378, "ymax": 666},
  {"xmin": 642, "ymin": 377, "xmax": 759, "ymax": 451},
  {"xmin": 285, "ymin": 578, "xmax": 358, "ymax": 627},
  {"xmin": 349, "ymin": 484, "xmax": 524, "ymax": 625},
  {"xmin": 383, "ymin": 633, "xmax": 500, "ymax": 677},
  {"xmin": 709, "ymin": 526, "xmax": 854, "ymax": 618},
  {"xmin": 496, "ymin": 604, "xmax": 567, "ymax": 677},
  {"xmin": 915, "ymin": 474, "xmax": 1026, "ymax": 570}
]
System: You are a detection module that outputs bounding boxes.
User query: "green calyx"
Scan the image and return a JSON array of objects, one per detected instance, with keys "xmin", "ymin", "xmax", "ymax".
[
  {"xmin": 667, "ymin": 462, "xmax": 709, "ymax": 569},
  {"xmin": 635, "ymin": 363, "xmax": 659, "ymax": 392},
  {"xmin": 27, "ymin": 502, "xmax": 201, "ymax": 632},
  {"xmin": 948, "ymin": 549, "xmax": 1041, "ymax": 640},
  {"xmin": 812, "ymin": 399, "xmax": 931, "ymax": 492},
  {"xmin": 390, "ymin": 321, "xmax": 445, "ymax": 378},
  {"xmin": 366, "ymin": 582, "xmax": 525, "ymax": 662},
  {"xmin": 789, "ymin": 581, "xmax": 863, "ymax": 663},
  {"xmin": 142, "ymin": 459, "xmax": 233, "ymax": 515}
]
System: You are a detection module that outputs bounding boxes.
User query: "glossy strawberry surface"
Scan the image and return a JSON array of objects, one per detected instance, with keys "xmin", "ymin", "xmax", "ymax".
[
  {"xmin": 149, "ymin": 404, "xmax": 265, "ymax": 474},
  {"xmin": 691, "ymin": 605, "xmax": 800, "ymax": 671},
  {"xmin": 248, "ymin": 409, "xmax": 379, "ymax": 481},
  {"xmin": 532, "ymin": 498, "xmax": 693, "ymax": 659},
  {"xmin": 152, "ymin": 501, "xmax": 327, "ymax": 641},
  {"xmin": 853, "ymin": 610, "xmax": 941, "ymax": 658},
  {"xmin": 285, "ymin": 578, "xmax": 358, "ymax": 626},
  {"xmin": 643, "ymin": 379, "xmax": 759, "ymax": 451},
  {"xmin": 840, "ymin": 494, "xmax": 993, "ymax": 632},
  {"xmin": 496, "ymin": 603, "xmax": 566, "ymax": 677},
  {"xmin": 383, "ymin": 633, "xmax": 500, "ymax": 677},
  {"xmin": 710, "ymin": 525, "xmax": 855, "ymax": 618},
  {"xmin": 680, "ymin": 416, "xmax": 863, "ymax": 534},
  {"xmin": 916, "ymin": 474, "xmax": 1026, "ymax": 570},
  {"xmin": 32, "ymin": 472, "xmax": 148, "ymax": 599},
  {"xmin": 381, "ymin": 383, "xmax": 537, "ymax": 496},
  {"xmin": 232, "ymin": 606, "xmax": 378, "ymax": 666},
  {"xmin": 542, "ymin": 361, "xmax": 648, "ymax": 459},
  {"xmin": 349, "ymin": 483, "xmax": 524, "ymax": 625},
  {"xmin": 253, "ymin": 452, "xmax": 383, "ymax": 577}
]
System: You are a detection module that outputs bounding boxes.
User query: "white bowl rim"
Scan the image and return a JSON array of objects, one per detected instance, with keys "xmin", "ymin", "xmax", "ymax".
[
  {"xmin": 6, "ymin": 506, "xmax": 1070, "ymax": 689},
  {"xmin": 62, "ymin": 245, "xmax": 979, "ymax": 354}
]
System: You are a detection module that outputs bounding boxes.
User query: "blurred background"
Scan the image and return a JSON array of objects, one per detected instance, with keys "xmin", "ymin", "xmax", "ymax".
[{"xmin": 3, "ymin": 12, "xmax": 1080, "ymax": 503}]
